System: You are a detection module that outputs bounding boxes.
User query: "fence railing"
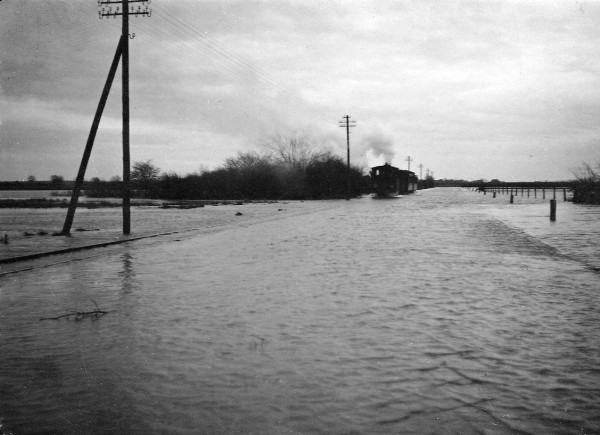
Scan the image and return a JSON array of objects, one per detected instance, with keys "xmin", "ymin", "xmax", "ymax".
[{"xmin": 471, "ymin": 185, "xmax": 572, "ymax": 201}]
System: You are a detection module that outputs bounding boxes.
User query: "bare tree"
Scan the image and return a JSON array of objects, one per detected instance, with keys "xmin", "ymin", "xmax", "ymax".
[
  {"xmin": 131, "ymin": 160, "xmax": 161, "ymax": 183},
  {"xmin": 223, "ymin": 151, "xmax": 273, "ymax": 172},
  {"xmin": 260, "ymin": 133, "xmax": 329, "ymax": 170},
  {"xmin": 131, "ymin": 160, "xmax": 161, "ymax": 198},
  {"xmin": 573, "ymin": 161, "xmax": 600, "ymax": 182}
]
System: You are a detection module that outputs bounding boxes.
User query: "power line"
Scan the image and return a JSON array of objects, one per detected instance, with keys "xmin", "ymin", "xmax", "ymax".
[
  {"xmin": 153, "ymin": 4, "xmax": 304, "ymax": 102},
  {"xmin": 126, "ymin": 4, "xmax": 337, "ymax": 125}
]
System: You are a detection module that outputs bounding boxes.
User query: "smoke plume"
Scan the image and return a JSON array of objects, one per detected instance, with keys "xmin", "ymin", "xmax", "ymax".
[{"xmin": 360, "ymin": 128, "xmax": 395, "ymax": 164}]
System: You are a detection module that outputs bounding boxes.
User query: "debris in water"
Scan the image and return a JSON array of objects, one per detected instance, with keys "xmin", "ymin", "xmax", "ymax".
[{"xmin": 39, "ymin": 299, "xmax": 108, "ymax": 321}]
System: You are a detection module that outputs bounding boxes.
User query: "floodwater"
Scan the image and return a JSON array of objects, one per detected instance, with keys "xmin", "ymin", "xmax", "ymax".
[{"xmin": 1, "ymin": 188, "xmax": 599, "ymax": 434}]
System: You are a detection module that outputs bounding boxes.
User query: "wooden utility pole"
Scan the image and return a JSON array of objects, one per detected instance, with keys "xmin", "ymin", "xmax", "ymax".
[
  {"xmin": 121, "ymin": 0, "xmax": 131, "ymax": 234},
  {"xmin": 418, "ymin": 163, "xmax": 423, "ymax": 180},
  {"xmin": 100, "ymin": 0, "xmax": 150, "ymax": 234},
  {"xmin": 60, "ymin": 0, "xmax": 150, "ymax": 236},
  {"xmin": 405, "ymin": 156, "xmax": 413, "ymax": 172},
  {"xmin": 338, "ymin": 115, "xmax": 356, "ymax": 200}
]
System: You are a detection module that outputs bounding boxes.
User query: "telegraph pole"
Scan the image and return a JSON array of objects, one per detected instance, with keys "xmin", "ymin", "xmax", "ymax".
[
  {"xmin": 339, "ymin": 115, "xmax": 356, "ymax": 200},
  {"xmin": 405, "ymin": 156, "xmax": 413, "ymax": 172},
  {"xmin": 99, "ymin": 0, "xmax": 150, "ymax": 234},
  {"xmin": 418, "ymin": 163, "xmax": 423, "ymax": 180},
  {"xmin": 122, "ymin": 0, "xmax": 131, "ymax": 234},
  {"xmin": 61, "ymin": 0, "xmax": 150, "ymax": 235}
]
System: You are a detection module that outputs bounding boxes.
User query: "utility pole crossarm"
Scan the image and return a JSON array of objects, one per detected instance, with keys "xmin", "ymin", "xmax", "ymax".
[
  {"xmin": 98, "ymin": 0, "xmax": 151, "ymax": 18},
  {"xmin": 99, "ymin": 0, "xmax": 149, "ymax": 3}
]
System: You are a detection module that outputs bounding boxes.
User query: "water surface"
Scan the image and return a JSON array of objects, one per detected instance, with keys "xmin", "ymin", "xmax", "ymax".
[{"xmin": 1, "ymin": 188, "xmax": 599, "ymax": 434}]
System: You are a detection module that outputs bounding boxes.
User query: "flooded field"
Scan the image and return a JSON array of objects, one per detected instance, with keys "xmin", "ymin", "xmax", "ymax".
[{"xmin": 1, "ymin": 188, "xmax": 599, "ymax": 434}]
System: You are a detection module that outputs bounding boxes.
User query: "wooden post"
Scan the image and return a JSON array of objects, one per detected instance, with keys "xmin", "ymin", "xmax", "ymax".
[
  {"xmin": 338, "ymin": 115, "xmax": 355, "ymax": 200},
  {"xmin": 493, "ymin": 192, "xmax": 496, "ymax": 198},
  {"xmin": 563, "ymin": 188, "xmax": 567, "ymax": 201},
  {"xmin": 543, "ymin": 188, "xmax": 545, "ymax": 199},
  {"xmin": 510, "ymin": 194, "xmax": 514, "ymax": 204},
  {"xmin": 122, "ymin": 0, "xmax": 131, "ymax": 234},
  {"xmin": 534, "ymin": 188, "xmax": 537, "ymax": 198},
  {"xmin": 550, "ymin": 199, "xmax": 556, "ymax": 221},
  {"xmin": 527, "ymin": 188, "xmax": 530, "ymax": 198},
  {"xmin": 59, "ymin": 37, "xmax": 123, "ymax": 235}
]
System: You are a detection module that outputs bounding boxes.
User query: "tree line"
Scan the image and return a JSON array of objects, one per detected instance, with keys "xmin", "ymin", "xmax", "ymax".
[{"xmin": 87, "ymin": 136, "xmax": 369, "ymax": 200}]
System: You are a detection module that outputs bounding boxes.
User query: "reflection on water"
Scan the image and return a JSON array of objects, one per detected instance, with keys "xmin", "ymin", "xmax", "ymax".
[
  {"xmin": 1, "ymin": 189, "xmax": 599, "ymax": 434},
  {"xmin": 119, "ymin": 251, "xmax": 135, "ymax": 293}
]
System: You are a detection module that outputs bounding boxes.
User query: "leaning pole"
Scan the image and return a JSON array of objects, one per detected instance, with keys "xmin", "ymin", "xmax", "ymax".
[{"xmin": 60, "ymin": 37, "xmax": 124, "ymax": 236}]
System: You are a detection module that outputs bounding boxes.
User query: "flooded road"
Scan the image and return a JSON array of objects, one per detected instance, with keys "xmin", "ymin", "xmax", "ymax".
[{"xmin": 1, "ymin": 189, "xmax": 599, "ymax": 434}]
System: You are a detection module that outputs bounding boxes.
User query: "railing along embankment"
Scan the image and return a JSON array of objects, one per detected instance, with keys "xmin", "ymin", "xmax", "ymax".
[{"xmin": 465, "ymin": 183, "xmax": 574, "ymax": 222}]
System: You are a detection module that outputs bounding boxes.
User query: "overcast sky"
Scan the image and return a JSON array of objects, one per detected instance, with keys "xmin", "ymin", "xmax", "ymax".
[{"xmin": 2, "ymin": 0, "xmax": 600, "ymax": 181}]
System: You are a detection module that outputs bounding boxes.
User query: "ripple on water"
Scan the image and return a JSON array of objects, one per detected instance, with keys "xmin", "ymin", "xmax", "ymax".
[{"xmin": 1, "ymin": 190, "xmax": 599, "ymax": 434}]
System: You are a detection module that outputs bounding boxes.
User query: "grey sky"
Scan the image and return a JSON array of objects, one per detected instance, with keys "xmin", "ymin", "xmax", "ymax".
[{"xmin": 1, "ymin": 0, "xmax": 600, "ymax": 181}]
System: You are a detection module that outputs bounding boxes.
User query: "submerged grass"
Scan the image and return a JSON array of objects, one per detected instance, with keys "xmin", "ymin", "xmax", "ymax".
[{"xmin": 0, "ymin": 198, "xmax": 159, "ymax": 208}]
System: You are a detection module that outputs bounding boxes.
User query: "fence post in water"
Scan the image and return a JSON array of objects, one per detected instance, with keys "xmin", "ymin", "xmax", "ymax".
[
  {"xmin": 543, "ymin": 189, "xmax": 545, "ymax": 199},
  {"xmin": 527, "ymin": 188, "xmax": 530, "ymax": 198},
  {"xmin": 510, "ymin": 193, "xmax": 514, "ymax": 204},
  {"xmin": 563, "ymin": 188, "xmax": 567, "ymax": 202},
  {"xmin": 553, "ymin": 187, "xmax": 556, "ymax": 200},
  {"xmin": 550, "ymin": 199, "xmax": 557, "ymax": 221},
  {"xmin": 493, "ymin": 192, "xmax": 496, "ymax": 198},
  {"xmin": 534, "ymin": 188, "xmax": 537, "ymax": 198}
]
